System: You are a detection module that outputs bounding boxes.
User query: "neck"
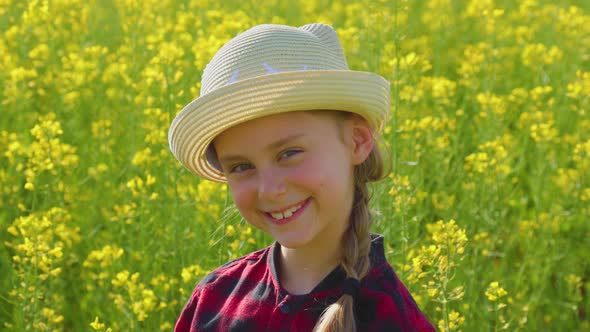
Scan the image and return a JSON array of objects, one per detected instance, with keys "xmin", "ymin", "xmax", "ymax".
[{"xmin": 278, "ymin": 230, "xmax": 344, "ymax": 295}]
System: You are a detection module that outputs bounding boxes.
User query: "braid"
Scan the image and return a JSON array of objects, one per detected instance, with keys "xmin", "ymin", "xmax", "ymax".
[{"xmin": 313, "ymin": 137, "xmax": 386, "ymax": 332}]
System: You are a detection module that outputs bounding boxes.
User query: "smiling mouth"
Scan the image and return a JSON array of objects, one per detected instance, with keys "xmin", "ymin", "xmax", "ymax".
[{"xmin": 264, "ymin": 198, "xmax": 310, "ymax": 222}]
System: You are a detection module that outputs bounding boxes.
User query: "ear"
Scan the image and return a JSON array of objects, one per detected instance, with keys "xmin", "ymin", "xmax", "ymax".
[{"xmin": 349, "ymin": 116, "xmax": 375, "ymax": 165}]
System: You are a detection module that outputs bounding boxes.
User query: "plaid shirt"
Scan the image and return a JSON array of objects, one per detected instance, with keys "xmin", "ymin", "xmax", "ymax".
[{"xmin": 175, "ymin": 235, "xmax": 435, "ymax": 332}]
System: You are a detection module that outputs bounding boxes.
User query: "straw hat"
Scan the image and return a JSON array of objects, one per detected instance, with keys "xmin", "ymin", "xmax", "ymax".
[{"xmin": 168, "ymin": 23, "xmax": 390, "ymax": 182}]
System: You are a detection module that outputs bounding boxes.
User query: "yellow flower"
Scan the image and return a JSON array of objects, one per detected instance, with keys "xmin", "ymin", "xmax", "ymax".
[
  {"xmin": 521, "ymin": 43, "xmax": 563, "ymax": 68},
  {"xmin": 226, "ymin": 225, "xmax": 236, "ymax": 237},
  {"xmin": 566, "ymin": 71, "xmax": 590, "ymax": 100},
  {"xmin": 476, "ymin": 92, "xmax": 506, "ymax": 116},
  {"xmin": 112, "ymin": 270, "xmax": 130, "ymax": 287},
  {"xmin": 90, "ymin": 316, "xmax": 105, "ymax": 331},
  {"xmin": 132, "ymin": 147, "xmax": 155, "ymax": 167},
  {"xmin": 181, "ymin": 265, "xmax": 206, "ymax": 283},
  {"xmin": 485, "ymin": 281, "xmax": 508, "ymax": 302}
]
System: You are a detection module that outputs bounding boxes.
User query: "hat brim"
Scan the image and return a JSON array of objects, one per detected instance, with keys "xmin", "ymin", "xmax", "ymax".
[{"xmin": 168, "ymin": 70, "xmax": 390, "ymax": 182}]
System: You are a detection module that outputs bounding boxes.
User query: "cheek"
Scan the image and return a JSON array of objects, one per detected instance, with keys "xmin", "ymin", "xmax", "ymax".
[
  {"xmin": 228, "ymin": 182, "xmax": 254, "ymax": 212},
  {"xmin": 286, "ymin": 160, "xmax": 322, "ymax": 188},
  {"xmin": 228, "ymin": 181, "xmax": 268, "ymax": 229},
  {"xmin": 289, "ymin": 157, "xmax": 350, "ymax": 194}
]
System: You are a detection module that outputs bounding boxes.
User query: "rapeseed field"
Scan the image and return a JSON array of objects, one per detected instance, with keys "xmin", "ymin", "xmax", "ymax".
[{"xmin": 1, "ymin": 0, "xmax": 588, "ymax": 330}]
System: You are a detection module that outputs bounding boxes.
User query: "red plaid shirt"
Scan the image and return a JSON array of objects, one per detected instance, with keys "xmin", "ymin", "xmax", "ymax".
[{"xmin": 175, "ymin": 235, "xmax": 435, "ymax": 332}]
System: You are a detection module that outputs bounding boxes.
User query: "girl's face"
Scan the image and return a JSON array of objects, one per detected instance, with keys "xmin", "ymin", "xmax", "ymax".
[{"xmin": 214, "ymin": 111, "xmax": 374, "ymax": 249}]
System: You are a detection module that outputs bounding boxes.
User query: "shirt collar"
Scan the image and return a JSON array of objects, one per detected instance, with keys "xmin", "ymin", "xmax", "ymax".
[{"xmin": 268, "ymin": 233, "xmax": 386, "ymax": 295}]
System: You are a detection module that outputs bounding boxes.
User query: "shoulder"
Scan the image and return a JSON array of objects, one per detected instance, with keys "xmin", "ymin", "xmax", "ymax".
[
  {"xmin": 175, "ymin": 246, "xmax": 274, "ymax": 331},
  {"xmin": 197, "ymin": 245, "xmax": 271, "ymax": 291},
  {"xmin": 363, "ymin": 261, "xmax": 418, "ymax": 311},
  {"xmin": 365, "ymin": 235, "xmax": 417, "ymax": 306},
  {"xmin": 359, "ymin": 235, "xmax": 436, "ymax": 331},
  {"xmin": 359, "ymin": 264, "xmax": 435, "ymax": 331}
]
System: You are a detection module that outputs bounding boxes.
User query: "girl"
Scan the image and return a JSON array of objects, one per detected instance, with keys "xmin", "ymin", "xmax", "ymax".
[{"xmin": 169, "ymin": 23, "xmax": 435, "ymax": 332}]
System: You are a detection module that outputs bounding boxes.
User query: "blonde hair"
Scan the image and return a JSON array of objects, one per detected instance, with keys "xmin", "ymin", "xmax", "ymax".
[{"xmin": 311, "ymin": 111, "xmax": 388, "ymax": 332}]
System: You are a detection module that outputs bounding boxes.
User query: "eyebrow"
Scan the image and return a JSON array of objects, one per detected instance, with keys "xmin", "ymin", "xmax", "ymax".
[{"xmin": 218, "ymin": 133, "xmax": 305, "ymax": 165}]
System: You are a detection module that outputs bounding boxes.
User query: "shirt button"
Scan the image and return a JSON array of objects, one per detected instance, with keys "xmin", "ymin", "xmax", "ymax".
[{"xmin": 279, "ymin": 303, "xmax": 290, "ymax": 314}]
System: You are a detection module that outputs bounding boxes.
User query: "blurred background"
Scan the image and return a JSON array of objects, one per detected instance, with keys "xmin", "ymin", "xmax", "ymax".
[{"xmin": 1, "ymin": 0, "xmax": 588, "ymax": 330}]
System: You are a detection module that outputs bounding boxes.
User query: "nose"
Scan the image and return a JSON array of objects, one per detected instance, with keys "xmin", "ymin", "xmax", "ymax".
[{"xmin": 257, "ymin": 166, "xmax": 287, "ymax": 201}]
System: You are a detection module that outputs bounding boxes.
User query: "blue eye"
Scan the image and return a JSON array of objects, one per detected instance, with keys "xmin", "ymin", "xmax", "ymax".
[
  {"xmin": 281, "ymin": 149, "xmax": 301, "ymax": 159},
  {"xmin": 230, "ymin": 163, "xmax": 253, "ymax": 173}
]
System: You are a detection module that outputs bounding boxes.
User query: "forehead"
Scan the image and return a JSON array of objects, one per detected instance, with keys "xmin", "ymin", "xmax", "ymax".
[{"xmin": 214, "ymin": 111, "xmax": 342, "ymax": 150}]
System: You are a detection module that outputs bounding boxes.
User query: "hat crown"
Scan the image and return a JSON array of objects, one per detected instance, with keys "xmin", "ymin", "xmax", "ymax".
[{"xmin": 201, "ymin": 24, "xmax": 349, "ymax": 96}]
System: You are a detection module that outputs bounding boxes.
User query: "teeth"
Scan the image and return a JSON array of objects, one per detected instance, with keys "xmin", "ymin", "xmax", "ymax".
[{"xmin": 269, "ymin": 202, "xmax": 303, "ymax": 220}]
